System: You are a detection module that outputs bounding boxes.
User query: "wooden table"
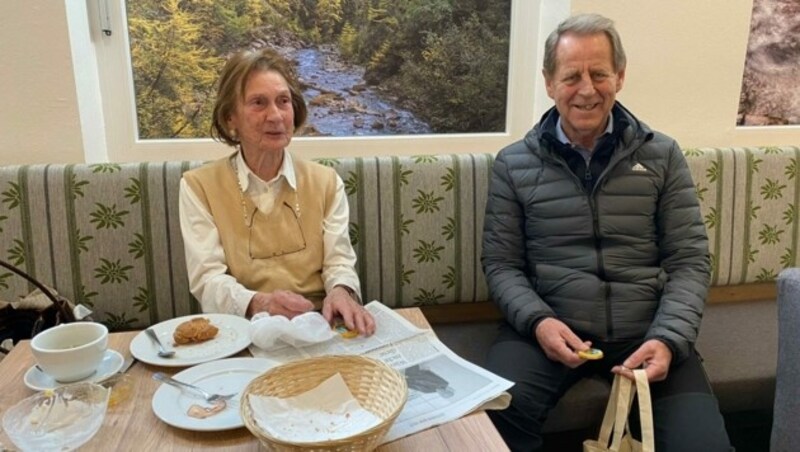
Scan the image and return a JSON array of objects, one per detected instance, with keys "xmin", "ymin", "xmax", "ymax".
[{"xmin": 0, "ymin": 308, "xmax": 508, "ymax": 451}]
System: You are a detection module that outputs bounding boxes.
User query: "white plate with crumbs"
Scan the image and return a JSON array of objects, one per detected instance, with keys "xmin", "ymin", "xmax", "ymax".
[
  {"xmin": 130, "ymin": 314, "xmax": 252, "ymax": 367},
  {"xmin": 152, "ymin": 357, "xmax": 277, "ymax": 431}
]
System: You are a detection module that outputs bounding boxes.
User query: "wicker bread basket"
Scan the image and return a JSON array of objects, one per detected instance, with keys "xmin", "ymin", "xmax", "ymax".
[{"xmin": 240, "ymin": 355, "xmax": 408, "ymax": 451}]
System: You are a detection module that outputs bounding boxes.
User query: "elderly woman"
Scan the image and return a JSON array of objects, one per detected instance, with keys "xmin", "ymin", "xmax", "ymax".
[{"xmin": 179, "ymin": 48, "xmax": 374, "ymax": 335}]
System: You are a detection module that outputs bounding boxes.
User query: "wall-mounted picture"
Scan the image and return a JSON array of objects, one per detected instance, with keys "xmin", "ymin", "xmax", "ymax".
[
  {"xmin": 737, "ymin": 0, "xmax": 800, "ymax": 126},
  {"xmin": 126, "ymin": 0, "xmax": 512, "ymax": 139}
]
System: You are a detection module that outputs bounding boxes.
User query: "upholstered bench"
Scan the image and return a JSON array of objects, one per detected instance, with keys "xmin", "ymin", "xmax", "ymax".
[{"xmin": 0, "ymin": 146, "xmax": 794, "ymax": 434}]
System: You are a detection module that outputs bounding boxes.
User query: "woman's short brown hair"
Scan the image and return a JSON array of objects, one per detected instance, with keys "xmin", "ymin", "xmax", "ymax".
[{"xmin": 211, "ymin": 48, "xmax": 307, "ymax": 147}]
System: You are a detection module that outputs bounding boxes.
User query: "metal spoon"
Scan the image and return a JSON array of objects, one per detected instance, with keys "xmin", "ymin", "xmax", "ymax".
[{"xmin": 145, "ymin": 328, "xmax": 175, "ymax": 358}]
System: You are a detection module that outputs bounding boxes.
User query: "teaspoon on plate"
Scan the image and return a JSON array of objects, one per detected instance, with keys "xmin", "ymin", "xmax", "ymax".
[{"xmin": 145, "ymin": 328, "xmax": 175, "ymax": 358}]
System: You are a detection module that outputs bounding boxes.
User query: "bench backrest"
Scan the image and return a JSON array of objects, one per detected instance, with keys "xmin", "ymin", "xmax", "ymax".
[{"xmin": 0, "ymin": 147, "xmax": 798, "ymax": 329}]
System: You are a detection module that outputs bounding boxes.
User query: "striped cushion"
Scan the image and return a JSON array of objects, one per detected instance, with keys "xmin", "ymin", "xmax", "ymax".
[
  {"xmin": 1, "ymin": 148, "xmax": 797, "ymax": 330},
  {"xmin": 0, "ymin": 163, "xmax": 202, "ymax": 330},
  {"xmin": 683, "ymin": 147, "xmax": 737, "ymax": 285},
  {"xmin": 0, "ymin": 155, "xmax": 494, "ymax": 328},
  {"xmin": 728, "ymin": 147, "xmax": 800, "ymax": 284},
  {"xmin": 324, "ymin": 154, "xmax": 492, "ymax": 308}
]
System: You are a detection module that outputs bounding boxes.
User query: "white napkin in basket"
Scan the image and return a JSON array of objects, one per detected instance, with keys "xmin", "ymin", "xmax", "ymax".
[{"xmin": 248, "ymin": 373, "xmax": 382, "ymax": 442}]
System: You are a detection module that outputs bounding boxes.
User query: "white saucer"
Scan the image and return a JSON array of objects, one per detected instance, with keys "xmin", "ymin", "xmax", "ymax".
[{"xmin": 23, "ymin": 349, "xmax": 124, "ymax": 391}]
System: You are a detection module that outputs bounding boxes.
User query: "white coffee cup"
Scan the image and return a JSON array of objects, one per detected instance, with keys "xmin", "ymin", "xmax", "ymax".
[{"xmin": 31, "ymin": 322, "xmax": 108, "ymax": 382}]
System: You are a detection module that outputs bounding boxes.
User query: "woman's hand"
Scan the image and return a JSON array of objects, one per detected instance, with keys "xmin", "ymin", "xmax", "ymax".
[
  {"xmin": 322, "ymin": 286, "xmax": 376, "ymax": 336},
  {"xmin": 246, "ymin": 290, "xmax": 314, "ymax": 319}
]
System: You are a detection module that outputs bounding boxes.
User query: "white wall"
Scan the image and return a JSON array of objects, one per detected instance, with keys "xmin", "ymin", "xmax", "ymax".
[
  {"xmin": 2, "ymin": 1, "xmax": 800, "ymax": 165},
  {"xmin": 573, "ymin": 0, "xmax": 800, "ymax": 148},
  {"xmin": 0, "ymin": 0, "xmax": 84, "ymax": 164}
]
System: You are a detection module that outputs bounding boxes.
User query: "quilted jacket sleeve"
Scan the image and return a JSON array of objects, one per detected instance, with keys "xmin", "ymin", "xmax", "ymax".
[
  {"xmin": 482, "ymin": 147, "xmax": 555, "ymax": 337},
  {"xmin": 646, "ymin": 140, "xmax": 711, "ymax": 364}
]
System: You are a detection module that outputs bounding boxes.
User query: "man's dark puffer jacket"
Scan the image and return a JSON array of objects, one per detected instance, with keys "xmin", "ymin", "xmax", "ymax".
[{"xmin": 481, "ymin": 103, "xmax": 710, "ymax": 364}]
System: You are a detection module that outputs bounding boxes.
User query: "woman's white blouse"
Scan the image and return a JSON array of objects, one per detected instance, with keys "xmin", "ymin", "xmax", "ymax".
[{"xmin": 179, "ymin": 151, "xmax": 361, "ymax": 316}]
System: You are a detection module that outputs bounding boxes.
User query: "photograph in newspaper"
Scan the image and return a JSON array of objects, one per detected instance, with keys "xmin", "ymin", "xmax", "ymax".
[{"xmin": 369, "ymin": 331, "xmax": 512, "ymax": 443}]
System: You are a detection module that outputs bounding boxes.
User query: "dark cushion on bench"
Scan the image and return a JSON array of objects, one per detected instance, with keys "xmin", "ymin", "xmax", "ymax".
[
  {"xmin": 433, "ymin": 298, "xmax": 778, "ymax": 433},
  {"xmin": 696, "ymin": 300, "xmax": 777, "ymax": 412}
]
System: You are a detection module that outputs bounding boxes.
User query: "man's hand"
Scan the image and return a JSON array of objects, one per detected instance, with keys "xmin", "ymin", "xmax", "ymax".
[
  {"xmin": 246, "ymin": 290, "xmax": 314, "ymax": 319},
  {"xmin": 612, "ymin": 339, "xmax": 672, "ymax": 382},
  {"xmin": 322, "ymin": 286, "xmax": 375, "ymax": 336},
  {"xmin": 535, "ymin": 318, "xmax": 592, "ymax": 368}
]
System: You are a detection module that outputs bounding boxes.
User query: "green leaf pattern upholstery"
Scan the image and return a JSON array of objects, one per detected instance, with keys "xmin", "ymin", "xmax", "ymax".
[
  {"xmin": 0, "ymin": 162, "xmax": 202, "ymax": 330},
  {"xmin": 683, "ymin": 146, "xmax": 800, "ymax": 285},
  {"xmin": 682, "ymin": 147, "xmax": 737, "ymax": 285},
  {"xmin": 325, "ymin": 154, "xmax": 492, "ymax": 309},
  {"xmin": 1, "ymin": 148, "xmax": 798, "ymax": 330},
  {"xmin": 728, "ymin": 147, "xmax": 800, "ymax": 283}
]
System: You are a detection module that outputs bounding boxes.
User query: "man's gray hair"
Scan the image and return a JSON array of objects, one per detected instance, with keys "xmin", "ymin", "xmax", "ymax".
[{"xmin": 542, "ymin": 13, "xmax": 626, "ymax": 77}]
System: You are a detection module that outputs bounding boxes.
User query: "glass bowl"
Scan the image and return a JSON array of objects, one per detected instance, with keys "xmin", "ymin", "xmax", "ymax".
[{"xmin": 2, "ymin": 382, "xmax": 109, "ymax": 451}]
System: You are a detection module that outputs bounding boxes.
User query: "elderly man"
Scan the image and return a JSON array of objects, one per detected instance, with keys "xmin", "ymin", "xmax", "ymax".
[{"xmin": 481, "ymin": 13, "xmax": 732, "ymax": 452}]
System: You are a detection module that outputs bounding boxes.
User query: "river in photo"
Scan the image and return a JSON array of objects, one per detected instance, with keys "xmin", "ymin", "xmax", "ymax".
[{"xmin": 290, "ymin": 46, "xmax": 432, "ymax": 136}]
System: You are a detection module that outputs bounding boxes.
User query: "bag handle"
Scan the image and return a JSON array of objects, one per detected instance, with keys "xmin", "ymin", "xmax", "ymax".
[
  {"xmin": 593, "ymin": 369, "xmax": 654, "ymax": 452},
  {"xmin": 609, "ymin": 373, "xmax": 635, "ymax": 450},
  {"xmin": 595, "ymin": 373, "xmax": 621, "ymax": 444},
  {"xmin": 0, "ymin": 259, "xmax": 76, "ymax": 328},
  {"xmin": 596, "ymin": 371, "xmax": 635, "ymax": 449},
  {"xmin": 632, "ymin": 369, "xmax": 655, "ymax": 452}
]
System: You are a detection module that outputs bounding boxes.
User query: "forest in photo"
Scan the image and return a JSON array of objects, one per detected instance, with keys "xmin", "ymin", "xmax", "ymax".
[
  {"xmin": 126, "ymin": 0, "xmax": 512, "ymax": 139},
  {"xmin": 738, "ymin": 0, "xmax": 800, "ymax": 126}
]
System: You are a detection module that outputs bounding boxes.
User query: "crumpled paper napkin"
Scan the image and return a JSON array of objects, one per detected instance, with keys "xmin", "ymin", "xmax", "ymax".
[
  {"xmin": 249, "ymin": 373, "xmax": 382, "ymax": 443},
  {"xmin": 250, "ymin": 311, "xmax": 335, "ymax": 350}
]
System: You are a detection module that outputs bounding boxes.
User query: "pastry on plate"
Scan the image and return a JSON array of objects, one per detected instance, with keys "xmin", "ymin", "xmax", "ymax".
[{"xmin": 173, "ymin": 318, "xmax": 218, "ymax": 345}]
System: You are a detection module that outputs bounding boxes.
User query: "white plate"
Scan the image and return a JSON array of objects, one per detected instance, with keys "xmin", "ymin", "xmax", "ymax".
[
  {"xmin": 151, "ymin": 357, "xmax": 277, "ymax": 431},
  {"xmin": 130, "ymin": 314, "xmax": 252, "ymax": 367},
  {"xmin": 23, "ymin": 349, "xmax": 124, "ymax": 391}
]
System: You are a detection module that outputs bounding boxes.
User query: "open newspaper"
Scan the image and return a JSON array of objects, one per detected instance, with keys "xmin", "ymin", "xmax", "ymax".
[{"xmin": 248, "ymin": 301, "xmax": 513, "ymax": 443}]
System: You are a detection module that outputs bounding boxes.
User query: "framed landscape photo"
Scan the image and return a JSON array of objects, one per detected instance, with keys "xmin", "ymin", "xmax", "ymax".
[
  {"xmin": 738, "ymin": 0, "xmax": 800, "ymax": 127},
  {"xmin": 128, "ymin": 1, "xmax": 511, "ymax": 139},
  {"xmin": 91, "ymin": 1, "xmax": 567, "ymax": 160}
]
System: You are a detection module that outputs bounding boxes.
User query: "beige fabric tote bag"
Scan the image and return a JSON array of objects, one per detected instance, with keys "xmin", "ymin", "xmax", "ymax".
[{"xmin": 583, "ymin": 369, "xmax": 654, "ymax": 452}]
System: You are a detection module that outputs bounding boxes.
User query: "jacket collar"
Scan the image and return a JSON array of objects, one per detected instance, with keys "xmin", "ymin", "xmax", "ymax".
[{"xmin": 526, "ymin": 102, "xmax": 653, "ymax": 157}]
